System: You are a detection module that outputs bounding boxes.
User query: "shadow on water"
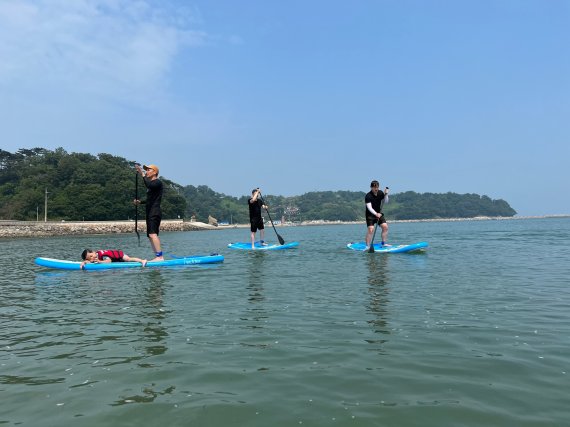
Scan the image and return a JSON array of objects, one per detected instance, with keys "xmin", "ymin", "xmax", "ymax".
[{"xmin": 365, "ymin": 255, "xmax": 391, "ymax": 350}]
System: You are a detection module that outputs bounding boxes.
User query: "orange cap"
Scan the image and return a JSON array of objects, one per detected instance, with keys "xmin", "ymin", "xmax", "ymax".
[{"xmin": 143, "ymin": 164, "xmax": 159, "ymax": 175}]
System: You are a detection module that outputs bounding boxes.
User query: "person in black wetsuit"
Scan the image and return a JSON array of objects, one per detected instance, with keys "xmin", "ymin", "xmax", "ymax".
[
  {"xmin": 365, "ymin": 180, "xmax": 390, "ymax": 248},
  {"xmin": 248, "ymin": 188, "xmax": 268, "ymax": 249},
  {"xmin": 135, "ymin": 163, "xmax": 164, "ymax": 261}
]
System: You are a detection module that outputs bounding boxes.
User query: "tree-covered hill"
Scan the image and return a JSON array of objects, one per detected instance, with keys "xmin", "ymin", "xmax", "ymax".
[
  {"xmin": 0, "ymin": 148, "xmax": 516, "ymax": 222},
  {"xmin": 386, "ymin": 191, "xmax": 516, "ymax": 220},
  {"xmin": 262, "ymin": 190, "xmax": 516, "ymax": 222},
  {"xmin": 0, "ymin": 148, "xmax": 186, "ymax": 221}
]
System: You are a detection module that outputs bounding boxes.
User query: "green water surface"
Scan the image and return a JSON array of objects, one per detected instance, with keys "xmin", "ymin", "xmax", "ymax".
[{"xmin": 1, "ymin": 218, "xmax": 569, "ymax": 426}]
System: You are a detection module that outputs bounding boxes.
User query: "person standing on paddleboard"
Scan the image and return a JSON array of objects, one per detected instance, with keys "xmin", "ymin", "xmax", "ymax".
[
  {"xmin": 365, "ymin": 180, "xmax": 390, "ymax": 248},
  {"xmin": 249, "ymin": 188, "xmax": 269, "ymax": 248},
  {"xmin": 134, "ymin": 163, "xmax": 164, "ymax": 261}
]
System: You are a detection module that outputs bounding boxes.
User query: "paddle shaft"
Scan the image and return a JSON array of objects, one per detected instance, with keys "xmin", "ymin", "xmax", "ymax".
[
  {"xmin": 259, "ymin": 193, "xmax": 285, "ymax": 245},
  {"xmin": 135, "ymin": 170, "xmax": 141, "ymax": 246},
  {"xmin": 369, "ymin": 187, "xmax": 388, "ymax": 253}
]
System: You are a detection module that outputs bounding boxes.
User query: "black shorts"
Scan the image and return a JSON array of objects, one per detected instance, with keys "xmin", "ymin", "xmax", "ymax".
[
  {"xmin": 146, "ymin": 215, "xmax": 161, "ymax": 236},
  {"xmin": 366, "ymin": 215, "xmax": 387, "ymax": 227},
  {"xmin": 250, "ymin": 217, "xmax": 264, "ymax": 233}
]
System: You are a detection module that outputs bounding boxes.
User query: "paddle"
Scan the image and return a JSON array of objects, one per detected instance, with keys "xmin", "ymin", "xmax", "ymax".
[
  {"xmin": 259, "ymin": 192, "xmax": 285, "ymax": 245},
  {"xmin": 369, "ymin": 187, "xmax": 388, "ymax": 253},
  {"xmin": 134, "ymin": 166, "xmax": 141, "ymax": 246}
]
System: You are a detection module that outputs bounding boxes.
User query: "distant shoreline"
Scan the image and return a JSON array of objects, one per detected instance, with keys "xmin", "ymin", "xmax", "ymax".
[
  {"xmin": 1, "ymin": 215, "xmax": 568, "ymax": 239},
  {"xmin": 0, "ymin": 219, "xmax": 229, "ymax": 239},
  {"xmin": 299, "ymin": 214, "xmax": 570, "ymax": 226}
]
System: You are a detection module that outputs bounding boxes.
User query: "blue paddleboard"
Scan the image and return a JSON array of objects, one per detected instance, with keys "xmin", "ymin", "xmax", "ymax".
[
  {"xmin": 228, "ymin": 241, "xmax": 299, "ymax": 251},
  {"xmin": 347, "ymin": 241, "xmax": 428, "ymax": 253},
  {"xmin": 34, "ymin": 254, "xmax": 224, "ymax": 271}
]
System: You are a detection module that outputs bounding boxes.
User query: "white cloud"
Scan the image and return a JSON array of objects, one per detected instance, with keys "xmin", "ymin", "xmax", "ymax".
[{"xmin": 0, "ymin": 0, "xmax": 208, "ymax": 104}]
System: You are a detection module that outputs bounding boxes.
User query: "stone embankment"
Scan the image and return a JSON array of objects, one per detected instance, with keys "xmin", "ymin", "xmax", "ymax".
[
  {"xmin": 0, "ymin": 220, "xmax": 238, "ymax": 238},
  {"xmin": 1, "ymin": 215, "xmax": 567, "ymax": 238},
  {"xmin": 298, "ymin": 215, "xmax": 569, "ymax": 226}
]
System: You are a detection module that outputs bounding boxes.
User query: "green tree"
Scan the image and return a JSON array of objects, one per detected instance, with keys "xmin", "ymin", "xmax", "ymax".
[{"xmin": 0, "ymin": 148, "xmax": 517, "ymax": 221}]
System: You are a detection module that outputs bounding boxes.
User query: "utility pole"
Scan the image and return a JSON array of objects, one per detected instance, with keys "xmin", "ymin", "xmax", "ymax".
[{"xmin": 44, "ymin": 188, "xmax": 49, "ymax": 222}]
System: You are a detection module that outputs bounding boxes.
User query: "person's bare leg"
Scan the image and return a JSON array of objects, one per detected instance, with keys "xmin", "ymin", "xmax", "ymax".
[
  {"xmin": 149, "ymin": 234, "xmax": 163, "ymax": 261},
  {"xmin": 365, "ymin": 225, "xmax": 374, "ymax": 247},
  {"xmin": 380, "ymin": 224, "xmax": 389, "ymax": 246}
]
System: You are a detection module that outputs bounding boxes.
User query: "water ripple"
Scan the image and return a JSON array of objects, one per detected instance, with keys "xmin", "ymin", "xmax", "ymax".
[{"xmin": 1, "ymin": 219, "xmax": 569, "ymax": 426}]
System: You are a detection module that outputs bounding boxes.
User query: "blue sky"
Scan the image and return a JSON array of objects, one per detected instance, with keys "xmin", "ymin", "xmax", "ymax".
[{"xmin": 1, "ymin": 0, "xmax": 568, "ymax": 216}]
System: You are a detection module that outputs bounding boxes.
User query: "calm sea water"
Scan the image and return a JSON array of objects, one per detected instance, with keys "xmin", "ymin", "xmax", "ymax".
[{"xmin": 1, "ymin": 218, "xmax": 569, "ymax": 426}]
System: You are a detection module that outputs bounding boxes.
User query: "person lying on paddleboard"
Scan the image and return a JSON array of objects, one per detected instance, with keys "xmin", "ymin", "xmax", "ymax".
[
  {"xmin": 365, "ymin": 180, "xmax": 390, "ymax": 248},
  {"xmin": 249, "ymin": 188, "xmax": 269, "ymax": 248},
  {"xmin": 80, "ymin": 249, "xmax": 147, "ymax": 269}
]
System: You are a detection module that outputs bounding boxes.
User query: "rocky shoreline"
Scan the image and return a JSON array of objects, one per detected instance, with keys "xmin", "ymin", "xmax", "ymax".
[
  {"xmin": 1, "ymin": 215, "xmax": 568, "ymax": 239},
  {"xmin": 0, "ymin": 219, "xmax": 239, "ymax": 239},
  {"xmin": 298, "ymin": 215, "xmax": 570, "ymax": 226}
]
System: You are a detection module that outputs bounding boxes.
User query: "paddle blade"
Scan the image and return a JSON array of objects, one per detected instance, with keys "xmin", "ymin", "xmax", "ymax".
[
  {"xmin": 277, "ymin": 234, "xmax": 285, "ymax": 245},
  {"xmin": 368, "ymin": 244, "xmax": 375, "ymax": 253}
]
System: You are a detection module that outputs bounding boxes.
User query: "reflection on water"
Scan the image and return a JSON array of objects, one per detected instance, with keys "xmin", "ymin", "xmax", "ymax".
[
  {"xmin": 247, "ymin": 252, "xmax": 266, "ymax": 303},
  {"xmin": 23, "ymin": 266, "xmax": 173, "ymax": 408},
  {"xmin": 34, "ymin": 269, "xmax": 170, "ymax": 358},
  {"xmin": 34, "ymin": 271, "xmax": 72, "ymax": 287},
  {"xmin": 112, "ymin": 384, "xmax": 177, "ymax": 406},
  {"xmin": 2, "ymin": 219, "xmax": 570, "ymax": 426},
  {"xmin": 365, "ymin": 255, "xmax": 391, "ymax": 350},
  {"xmin": 138, "ymin": 270, "xmax": 168, "ymax": 357},
  {"xmin": 111, "ymin": 270, "xmax": 171, "ymax": 406},
  {"xmin": 0, "ymin": 374, "xmax": 65, "ymax": 386},
  {"xmin": 244, "ymin": 253, "xmax": 268, "ymax": 329}
]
